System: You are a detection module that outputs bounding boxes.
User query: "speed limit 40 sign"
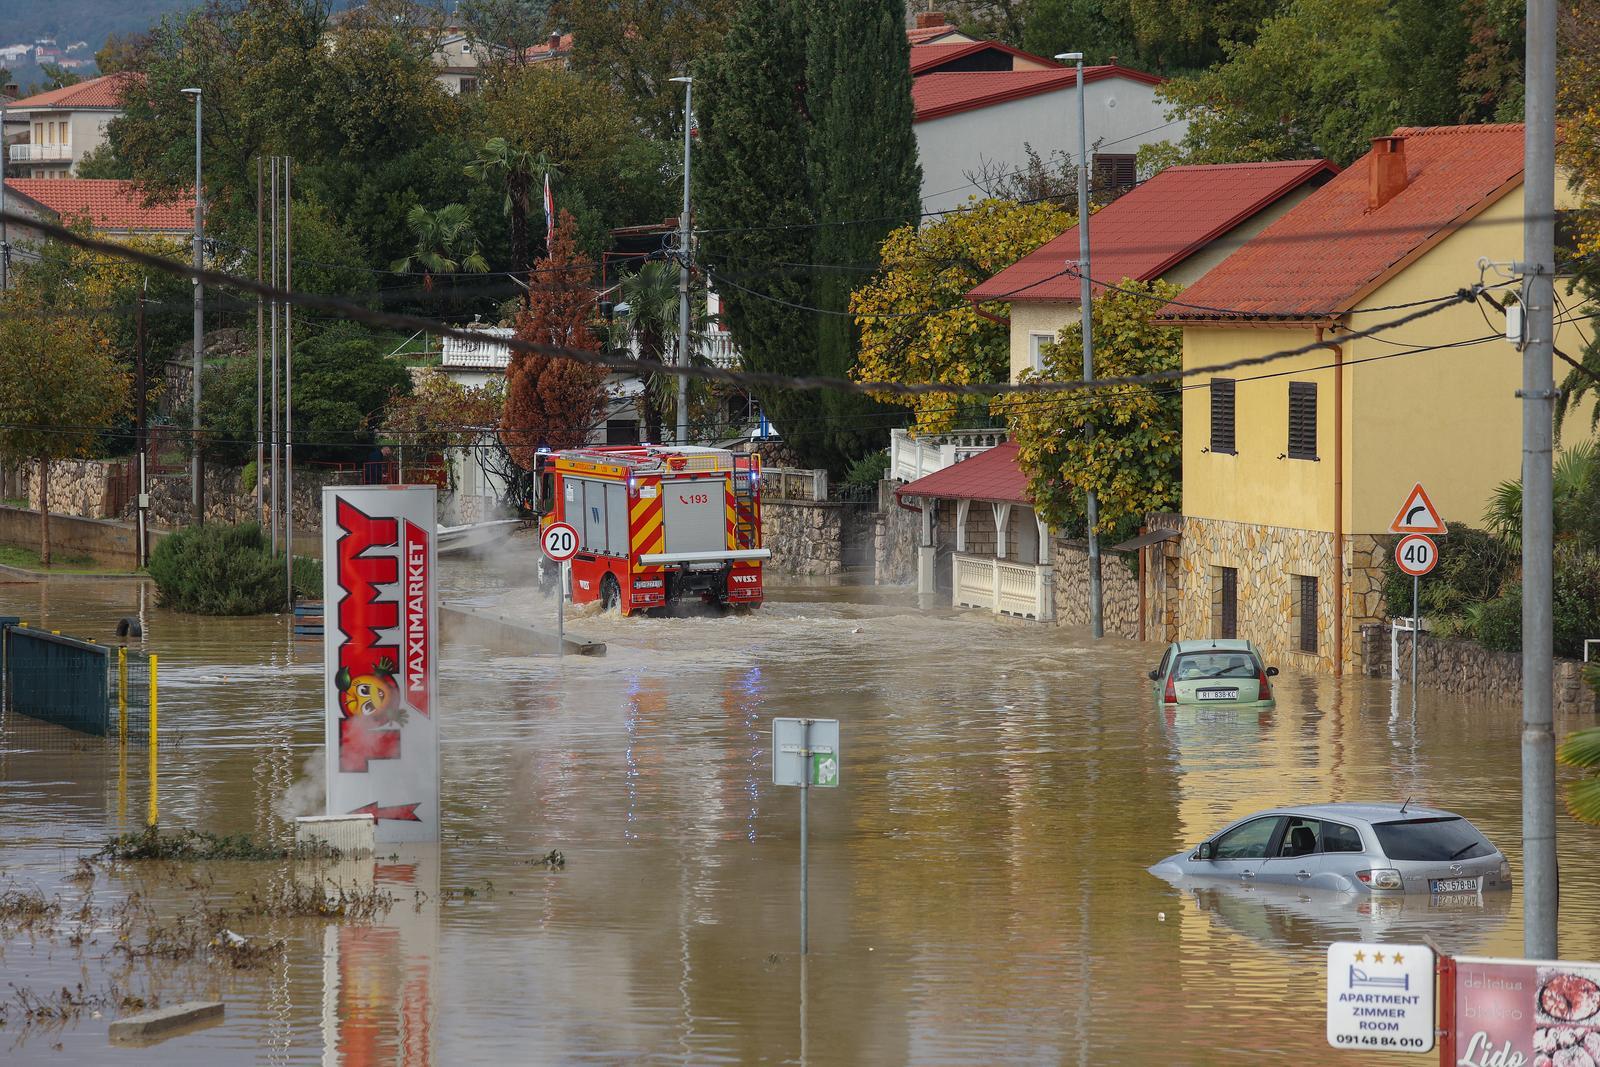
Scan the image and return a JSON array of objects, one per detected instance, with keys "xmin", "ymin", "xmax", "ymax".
[
  {"xmin": 541, "ymin": 521, "xmax": 579, "ymax": 563},
  {"xmin": 1394, "ymin": 534, "xmax": 1438, "ymax": 577}
]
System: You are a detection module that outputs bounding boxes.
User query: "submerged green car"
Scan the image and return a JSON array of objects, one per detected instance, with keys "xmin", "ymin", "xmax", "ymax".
[{"xmin": 1150, "ymin": 639, "xmax": 1279, "ymax": 710}]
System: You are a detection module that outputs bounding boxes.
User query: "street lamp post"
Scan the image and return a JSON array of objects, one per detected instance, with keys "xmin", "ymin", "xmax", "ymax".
[
  {"xmin": 1056, "ymin": 52, "xmax": 1104, "ymax": 638},
  {"xmin": 670, "ymin": 75, "xmax": 693, "ymax": 446},
  {"xmin": 180, "ymin": 87, "xmax": 204, "ymax": 525}
]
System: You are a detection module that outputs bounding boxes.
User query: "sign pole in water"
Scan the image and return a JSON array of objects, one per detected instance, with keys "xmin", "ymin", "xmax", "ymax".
[
  {"xmin": 322, "ymin": 485, "xmax": 440, "ymax": 843},
  {"xmin": 1394, "ymin": 532, "xmax": 1438, "ymax": 709},
  {"xmin": 773, "ymin": 717, "xmax": 839, "ymax": 956},
  {"xmin": 541, "ymin": 522, "xmax": 579, "ymax": 657}
]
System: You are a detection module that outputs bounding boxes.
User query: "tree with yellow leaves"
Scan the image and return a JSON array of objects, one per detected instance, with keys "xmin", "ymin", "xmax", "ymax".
[
  {"xmin": 849, "ymin": 198, "xmax": 1072, "ymax": 434},
  {"xmin": 994, "ymin": 279, "xmax": 1182, "ymax": 539}
]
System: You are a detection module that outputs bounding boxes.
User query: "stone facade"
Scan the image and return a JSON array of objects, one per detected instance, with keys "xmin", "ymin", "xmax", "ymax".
[
  {"xmin": 872, "ymin": 481, "xmax": 919, "ymax": 585},
  {"xmin": 1176, "ymin": 515, "xmax": 1386, "ymax": 675},
  {"xmin": 761, "ymin": 499, "xmax": 849, "ymax": 576},
  {"xmin": 26, "ymin": 459, "xmax": 128, "ymax": 519},
  {"xmin": 1052, "ymin": 538, "xmax": 1140, "ymax": 637},
  {"xmin": 1366, "ymin": 625, "xmax": 1598, "ymax": 716}
]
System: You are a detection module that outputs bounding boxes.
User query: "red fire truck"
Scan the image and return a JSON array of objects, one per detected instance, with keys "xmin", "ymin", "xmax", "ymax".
[{"xmin": 533, "ymin": 445, "xmax": 768, "ymax": 615}]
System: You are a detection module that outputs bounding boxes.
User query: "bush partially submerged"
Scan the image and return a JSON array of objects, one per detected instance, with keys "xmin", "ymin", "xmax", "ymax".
[
  {"xmin": 148, "ymin": 523, "xmax": 288, "ymax": 615},
  {"xmin": 95, "ymin": 825, "xmax": 290, "ymax": 863}
]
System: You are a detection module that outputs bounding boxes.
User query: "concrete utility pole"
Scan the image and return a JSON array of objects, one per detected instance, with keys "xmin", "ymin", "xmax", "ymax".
[
  {"xmin": 256, "ymin": 157, "xmax": 265, "ymax": 523},
  {"xmin": 1, "ymin": 87, "xmax": 10, "ymax": 292},
  {"xmin": 1521, "ymin": 0, "xmax": 1559, "ymax": 960},
  {"xmin": 181, "ymin": 87, "xmax": 204, "ymax": 525},
  {"xmin": 1058, "ymin": 52, "xmax": 1104, "ymax": 639},
  {"xmin": 284, "ymin": 159, "xmax": 295, "ymax": 604},
  {"xmin": 269, "ymin": 157, "xmax": 280, "ymax": 553},
  {"xmin": 670, "ymin": 75, "xmax": 693, "ymax": 445}
]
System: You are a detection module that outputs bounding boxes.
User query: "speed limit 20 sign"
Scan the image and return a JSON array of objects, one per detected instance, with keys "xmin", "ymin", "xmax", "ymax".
[
  {"xmin": 541, "ymin": 521, "xmax": 579, "ymax": 563},
  {"xmin": 1394, "ymin": 534, "xmax": 1438, "ymax": 577}
]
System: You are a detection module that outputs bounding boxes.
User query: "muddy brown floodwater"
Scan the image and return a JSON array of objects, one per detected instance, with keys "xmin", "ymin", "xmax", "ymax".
[{"xmin": 3, "ymin": 568, "xmax": 1600, "ymax": 1065}]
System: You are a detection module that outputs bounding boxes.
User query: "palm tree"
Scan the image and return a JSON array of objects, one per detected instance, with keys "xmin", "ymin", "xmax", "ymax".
[
  {"xmin": 606, "ymin": 261, "xmax": 713, "ymax": 443},
  {"xmin": 1483, "ymin": 440, "xmax": 1597, "ymax": 551},
  {"xmin": 464, "ymin": 138, "xmax": 554, "ymax": 290},
  {"xmin": 1559, "ymin": 724, "xmax": 1600, "ymax": 825},
  {"xmin": 390, "ymin": 204, "xmax": 490, "ymax": 290}
]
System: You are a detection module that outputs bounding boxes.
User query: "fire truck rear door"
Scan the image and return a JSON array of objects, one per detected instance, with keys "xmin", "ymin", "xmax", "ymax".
[{"xmin": 663, "ymin": 478, "xmax": 726, "ymax": 556}]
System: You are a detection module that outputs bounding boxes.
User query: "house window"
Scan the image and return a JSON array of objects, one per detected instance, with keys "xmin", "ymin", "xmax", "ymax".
[
  {"xmin": 1092, "ymin": 153, "xmax": 1137, "ymax": 196},
  {"xmin": 1028, "ymin": 332, "xmax": 1054, "ymax": 372},
  {"xmin": 458, "ymin": 76, "xmax": 479, "ymax": 94},
  {"xmin": 1211, "ymin": 566, "xmax": 1238, "ymax": 639},
  {"xmin": 1288, "ymin": 381, "xmax": 1318, "ymax": 460},
  {"xmin": 1209, "ymin": 378, "xmax": 1235, "ymax": 455},
  {"xmin": 1291, "ymin": 574, "xmax": 1319, "ymax": 654}
]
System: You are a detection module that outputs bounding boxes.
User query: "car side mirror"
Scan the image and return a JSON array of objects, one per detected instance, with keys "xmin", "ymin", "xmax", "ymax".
[
  {"xmin": 1195, "ymin": 842, "xmax": 1215, "ymax": 861},
  {"xmin": 1266, "ymin": 667, "xmax": 1280, "ymax": 677},
  {"xmin": 1148, "ymin": 669, "xmax": 1161, "ymax": 681}
]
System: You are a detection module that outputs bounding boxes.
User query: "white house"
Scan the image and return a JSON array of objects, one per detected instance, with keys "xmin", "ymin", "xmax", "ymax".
[
  {"xmin": 4, "ymin": 73, "xmax": 133, "ymax": 179},
  {"xmin": 912, "ymin": 62, "xmax": 1185, "ymax": 215}
]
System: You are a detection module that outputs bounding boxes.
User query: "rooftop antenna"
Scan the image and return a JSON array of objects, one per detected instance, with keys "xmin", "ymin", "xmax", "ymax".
[{"xmin": 1399, "ymin": 796, "xmax": 1412, "ymax": 814}]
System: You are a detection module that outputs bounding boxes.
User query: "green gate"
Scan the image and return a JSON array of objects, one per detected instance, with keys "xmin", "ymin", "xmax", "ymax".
[{"xmin": 3, "ymin": 624, "xmax": 114, "ymax": 735}]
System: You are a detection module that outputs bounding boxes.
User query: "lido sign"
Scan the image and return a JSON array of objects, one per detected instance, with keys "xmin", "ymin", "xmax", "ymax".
[{"xmin": 322, "ymin": 485, "xmax": 440, "ymax": 842}]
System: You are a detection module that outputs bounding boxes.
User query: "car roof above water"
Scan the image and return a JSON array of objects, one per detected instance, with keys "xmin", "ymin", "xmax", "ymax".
[
  {"xmin": 1172, "ymin": 639, "xmax": 1259, "ymax": 654},
  {"xmin": 1250, "ymin": 802, "xmax": 1460, "ymax": 826}
]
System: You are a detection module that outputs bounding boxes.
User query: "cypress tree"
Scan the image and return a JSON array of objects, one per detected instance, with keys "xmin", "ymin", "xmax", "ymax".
[
  {"xmin": 694, "ymin": 0, "xmax": 828, "ymax": 465},
  {"xmin": 805, "ymin": 0, "xmax": 922, "ymax": 471},
  {"xmin": 697, "ymin": 0, "xmax": 922, "ymax": 474}
]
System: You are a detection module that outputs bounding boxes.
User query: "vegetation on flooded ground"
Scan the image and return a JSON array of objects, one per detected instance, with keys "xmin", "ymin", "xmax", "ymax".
[{"xmin": 94, "ymin": 825, "xmax": 293, "ymax": 863}]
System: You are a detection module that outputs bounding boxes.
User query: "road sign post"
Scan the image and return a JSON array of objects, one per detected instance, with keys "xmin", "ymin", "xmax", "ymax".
[
  {"xmin": 773, "ymin": 717, "xmax": 839, "ymax": 956},
  {"xmin": 1392, "ymin": 500, "xmax": 1442, "ymax": 712},
  {"xmin": 541, "ymin": 522, "xmax": 579, "ymax": 656}
]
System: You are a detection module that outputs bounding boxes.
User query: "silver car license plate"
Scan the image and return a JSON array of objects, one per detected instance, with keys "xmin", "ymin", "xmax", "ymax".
[
  {"xmin": 1196, "ymin": 689, "xmax": 1238, "ymax": 701},
  {"xmin": 1430, "ymin": 876, "xmax": 1481, "ymax": 894}
]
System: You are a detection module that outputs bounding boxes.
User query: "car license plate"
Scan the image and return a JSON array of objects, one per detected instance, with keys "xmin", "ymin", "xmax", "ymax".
[
  {"xmin": 1196, "ymin": 689, "xmax": 1238, "ymax": 701},
  {"xmin": 1430, "ymin": 877, "xmax": 1481, "ymax": 894}
]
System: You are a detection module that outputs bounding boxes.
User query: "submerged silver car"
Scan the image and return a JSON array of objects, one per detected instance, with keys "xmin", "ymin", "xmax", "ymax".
[{"xmin": 1149, "ymin": 803, "xmax": 1512, "ymax": 896}]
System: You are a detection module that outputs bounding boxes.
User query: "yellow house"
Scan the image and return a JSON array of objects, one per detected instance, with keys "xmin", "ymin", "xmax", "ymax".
[
  {"xmin": 968, "ymin": 159, "xmax": 1336, "ymax": 383},
  {"xmin": 1157, "ymin": 124, "xmax": 1586, "ymax": 675}
]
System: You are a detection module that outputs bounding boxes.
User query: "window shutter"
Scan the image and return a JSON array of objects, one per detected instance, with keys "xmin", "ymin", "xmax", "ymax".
[
  {"xmin": 1210, "ymin": 378, "xmax": 1236, "ymax": 454},
  {"xmin": 1288, "ymin": 382, "xmax": 1318, "ymax": 459},
  {"xmin": 1299, "ymin": 575, "xmax": 1318, "ymax": 653},
  {"xmin": 1092, "ymin": 153, "xmax": 1138, "ymax": 196},
  {"xmin": 1220, "ymin": 567, "xmax": 1237, "ymax": 639}
]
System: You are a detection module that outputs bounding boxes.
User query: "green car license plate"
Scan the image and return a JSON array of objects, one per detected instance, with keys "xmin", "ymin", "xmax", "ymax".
[
  {"xmin": 1196, "ymin": 689, "xmax": 1238, "ymax": 701},
  {"xmin": 1430, "ymin": 876, "xmax": 1480, "ymax": 894}
]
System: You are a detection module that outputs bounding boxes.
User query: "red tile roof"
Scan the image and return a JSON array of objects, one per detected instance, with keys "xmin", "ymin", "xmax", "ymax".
[
  {"xmin": 896, "ymin": 442, "xmax": 1032, "ymax": 505},
  {"xmin": 6, "ymin": 179, "xmax": 196, "ymax": 233},
  {"xmin": 913, "ymin": 65, "xmax": 1163, "ymax": 123},
  {"xmin": 968, "ymin": 159, "xmax": 1338, "ymax": 304},
  {"xmin": 906, "ymin": 24, "xmax": 965, "ymax": 44},
  {"xmin": 6, "ymin": 73, "xmax": 139, "ymax": 110},
  {"xmin": 909, "ymin": 40, "xmax": 1059, "ymax": 74},
  {"xmin": 1158, "ymin": 124, "xmax": 1526, "ymax": 321}
]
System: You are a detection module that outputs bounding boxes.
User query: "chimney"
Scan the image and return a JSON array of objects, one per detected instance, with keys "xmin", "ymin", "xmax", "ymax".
[
  {"xmin": 1368, "ymin": 135, "xmax": 1409, "ymax": 211},
  {"xmin": 914, "ymin": 11, "xmax": 947, "ymax": 28},
  {"xmin": 548, "ymin": 32, "xmax": 562, "ymax": 52}
]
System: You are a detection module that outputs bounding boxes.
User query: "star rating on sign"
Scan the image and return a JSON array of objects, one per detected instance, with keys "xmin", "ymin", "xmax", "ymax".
[
  {"xmin": 1354, "ymin": 950, "xmax": 1367, "ymax": 963},
  {"xmin": 1373, "ymin": 952, "xmax": 1387, "ymax": 964}
]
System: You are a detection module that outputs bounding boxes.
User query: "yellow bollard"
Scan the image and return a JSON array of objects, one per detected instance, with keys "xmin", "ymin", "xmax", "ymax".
[
  {"xmin": 118, "ymin": 647, "xmax": 128, "ymax": 740},
  {"xmin": 146, "ymin": 654, "xmax": 158, "ymax": 827}
]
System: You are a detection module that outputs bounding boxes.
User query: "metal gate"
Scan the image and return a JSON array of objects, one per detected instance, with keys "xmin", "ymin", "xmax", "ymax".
[{"xmin": 4, "ymin": 625, "xmax": 114, "ymax": 735}]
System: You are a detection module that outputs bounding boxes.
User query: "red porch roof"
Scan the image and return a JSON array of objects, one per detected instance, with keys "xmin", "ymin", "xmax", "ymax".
[
  {"xmin": 912, "ymin": 65, "xmax": 1162, "ymax": 123},
  {"xmin": 896, "ymin": 442, "xmax": 1031, "ymax": 506}
]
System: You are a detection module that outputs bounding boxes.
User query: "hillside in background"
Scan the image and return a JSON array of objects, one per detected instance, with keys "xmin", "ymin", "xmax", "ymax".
[{"xmin": 2, "ymin": 0, "xmax": 198, "ymax": 49}]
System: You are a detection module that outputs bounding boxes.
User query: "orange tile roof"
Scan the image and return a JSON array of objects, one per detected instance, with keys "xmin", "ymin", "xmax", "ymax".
[
  {"xmin": 906, "ymin": 24, "xmax": 964, "ymax": 44},
  {"xmin": 1158, "ymin": 124, "xmax": 1526, "ymax": 321},
  {"xmin": 896, "ymin": 442, "xmax": 1031, "ymax": 505},
  {"xmin": 913, "ymin": 65, "xmax": 1163, "ymax": 123},
  {"xmin": 5, "ymin": 73, "xmax": 140, "ymax": 110},
  {"xmin": 6, "ymin": 179, "xmax": 196, "ymax": 232},
  {"xmin": 968, "ymin": 159, "xmax": 1338, "ymax": 304}
]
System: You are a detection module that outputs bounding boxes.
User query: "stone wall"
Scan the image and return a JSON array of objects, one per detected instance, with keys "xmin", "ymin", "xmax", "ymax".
[
  {"xmin": 1052, "ymin": 537, "xmax": 1141, "ymax": 637},
  {"xmin": 26, "ymin": 459, "xmax": 128, "ymax": 519},
  {"xmin": 761, "ymin": 499, "xmax": 849, "ymax": 576},
  {"xmin": 0, "ymin": 505, "xmax": 153, "ymax": 568},
  {"xmin": 1176, "ymin": 516, "xmax": 1386, "ymax": 675},
  {"xmin": 1364, "ymin": 625, "xmax": 1598, "ymax": 715},
  {"xmin": 141, "ymin": 463, "xmax": 337, "ymax": 532},
  {"xmin": 872, "ymin": 481, "xmax": 919, "ymax": 585}
]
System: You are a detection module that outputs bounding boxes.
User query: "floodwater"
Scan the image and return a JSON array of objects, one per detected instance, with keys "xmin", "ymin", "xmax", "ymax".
[{"xmin": 3, "ymin": 568, "xmax": 1600, "ymax": 1066}]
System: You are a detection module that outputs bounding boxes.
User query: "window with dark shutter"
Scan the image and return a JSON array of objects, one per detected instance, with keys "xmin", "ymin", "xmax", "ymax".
[
  {"xmin": 1220, "ymin": 567, "xmax": 1237, "ymax": 639},
  {"xmin": 1210, "ymin": 378, "xmax": 1236, "ymax": 455},
  {"xmin": 1298, "ymin": 575, "xmax": 1318, "ymax": 653},
  {"xmin": 1288, "ymin": 381, "xmax": 1318, "ymax": 460},
  {"xmin": 1092, "ymin": 153, "xmax": 1138, "ymax": 196}
]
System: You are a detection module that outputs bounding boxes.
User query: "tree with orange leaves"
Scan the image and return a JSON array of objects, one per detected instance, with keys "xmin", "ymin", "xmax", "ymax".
[{"xmin": 500, "ymin": 210, "xmax": 610, "ymax": 463}]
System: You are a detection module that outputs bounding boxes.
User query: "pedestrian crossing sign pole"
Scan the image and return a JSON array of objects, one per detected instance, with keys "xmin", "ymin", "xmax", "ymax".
[{"xmin": 773, "ymin": 717, "xmax": 840, "ymax": 955}]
